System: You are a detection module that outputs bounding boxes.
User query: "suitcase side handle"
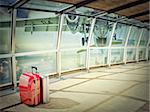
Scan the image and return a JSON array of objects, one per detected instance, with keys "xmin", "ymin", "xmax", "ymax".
[{"xmin": 31, "ymin": 66, "xmax": 38, "ymax": 74}]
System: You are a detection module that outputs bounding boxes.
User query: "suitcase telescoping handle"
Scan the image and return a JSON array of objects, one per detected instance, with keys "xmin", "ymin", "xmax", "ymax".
[{"xmin": 31, "ymin": 66, "xmax": 38, "ymax": 74}]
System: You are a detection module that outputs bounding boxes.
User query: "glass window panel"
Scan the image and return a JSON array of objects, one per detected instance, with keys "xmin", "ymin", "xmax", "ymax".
[
  {"xmin": 127, "ymin": 26, "xmax": 141, "ymax": 46},
  {"xmin": 73, "ymin": 7, "xmax": 100, "ymax": 16},
  {"xmin": 0, "ymin": 8, "xmax": 11, "ymax": 54},
  {"xmin": 0, "ymin": 0, "xmax": 15, "ymax": 5},
  {"xmin": 16, "ymin": 10, "xmax": 59, "ymax": 52},
  {"xmin": 61, "ymin": 49, "xmax": 86, "ymax": 71},
  {"xmin": 91, "ymin": 19, "xmax": 114, "ymax": 47},
  {"xmin": 61, "ymin": 15, "xmax": 92, "ymax": 48},
  {"xmin": 127, "ymin": 48, "xmax": 136, "ymax": 61},
  {"xmin": 22, "ymin": 0, "xmax": 72, "ymax": 12},
  {"xmin": 139, "ymin": 29, "xmax": 149, "ymax": 46},
  {"xmin": 138, "ymin": 48, "xmax": 146, "ymax": 60},
  {"xmin": 0, "ymin": 58, "xmax": 12, "ymax": 84},
  {"xmin": 90, "ymin": 49, "xmax": 108, "ymax": 66},
  {"xmin": 112, "ymin": 23, "xmax": 129, "ymax": 46},
  {"xmin": 111, "ymin": 49, "xmax": 124, "ymax": 64},
  {"xmin": 16, "ymin": 53, "xmax": 56, "ymax": 80}
]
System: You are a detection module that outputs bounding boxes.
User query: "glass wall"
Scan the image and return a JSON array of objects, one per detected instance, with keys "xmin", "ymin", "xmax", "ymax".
[
  {"xmin": 16, "ymin": 53, "xmax": 56, "ymax": 80},
  {"xmin": 127, "ymin": 26, "xmax": 141, "ymax": 46},
  {"xmin": 139, "ymin": 28, "xmax": 149, "ymax": 46},
  {"xmin": 0, "ymin": 58, "xmax": 12, "ymax": 84},
  {"xmin": 111, "ymin": 48, "xmax": 124, "ymax": 64},
  {"xmin": 0, "ymin": 7, "xmax": 12, "ymax": 85},
  {"xmin": 15, "ymin": 10, "xmax": 58, "ymax": 79},
  {"xmin": 0, "ymin": 8, "xmax": 11, "ymax": 54},
  {"xmin": 61, "ymin": 14, "xmax": 92, "ymax": 71},
  {"xmin": 112, "ymin": 23, "xmax": 129, "ymax": 46},
  {"xmin": 90, "ymin": 49, "xmax": 108, "ymax": 66},
  {"xmin": 126, "ymin": 48, "xmax": 136, "ymax": 61},
  {"xmin": 138, "ymin": 48, "xmax": 146, "ymax": 60},
  {"xmin": 15, "ymin": 10, "xmax": 59, "ymax": 52},
  {"xmin": 91, "ymin": 19, "xmax": 114, "ymax": 47},
  {"xmin": 61, "ymin": 49, "xmax": 86, "ymax": 71}
]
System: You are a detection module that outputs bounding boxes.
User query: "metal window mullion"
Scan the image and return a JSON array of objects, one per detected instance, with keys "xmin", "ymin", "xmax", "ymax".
[
  {"xmin": 123, "ymin": 26, "xmax": 132, "ymax": 64},
  {"xmin": 136, "ymin": 28, "xmax": 144, "ymax": 62},
  {"xmin": 86, "ymin": 18, "xmax": 96, "ymax": 72},
  {"xmin": 11, "ymin": 9, "xmax": 17, "ymax": 89},
  {"xmin": 146, "ymin": 33, "xmax": 150, "ymax": 60},
  {"xmin": 56, "ymin": 14, "xmax": 64, "ymax": 78},
  {"xmin": 107, "ymin": 22, "xmax": 117, "ymax": 67}
]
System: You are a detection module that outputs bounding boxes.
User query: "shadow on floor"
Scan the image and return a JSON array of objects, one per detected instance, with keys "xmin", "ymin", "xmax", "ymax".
[{"xmin": 35, "ymin": 97, "xmax": 80, "ymax": 109}]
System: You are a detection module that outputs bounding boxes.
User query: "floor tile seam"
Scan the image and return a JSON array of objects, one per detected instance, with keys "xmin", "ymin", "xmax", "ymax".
[
  {"xmin": 71, "ymin": 77, "xmax": 145, "ymax": 83},
  {"xmin": 96, "ymin": 78, "xmax": 144, "ymax": 83},
  {"xmin": 49, "ymin": 75, "xmax": 148, "ymax": 94},
  {"xmin": 121, "ymin": 72, "xmax": 149, "ymax": 75},
  {"xmin": 82, "ymin": 82, "xmax": 142, "ymax": 112},
  {"xmin": 49, "ymin": 72, "xmax": 121, "ymax": 92},
  {"xmin": 50, "ymin": 89, "xmax": 117, "ymax": 96},
  {"xmin": 50, "ymin": 63, "xmax": 148, "ymax": 84},
  {"xmin": 54, "ymin": 79, "xmax": 93, "ymax": 92},
  {"xmin": 119, "ymin": 94, "xmax": 149, "ymax": 102}
]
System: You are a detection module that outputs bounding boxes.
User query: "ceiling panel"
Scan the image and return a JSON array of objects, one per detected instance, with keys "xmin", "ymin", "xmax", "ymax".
[
  {"xmin": 135, "ymin": 14, "xmax": 149, "ymax": 20},
  {"xmin": 117, "ymin": 2, "xmax": 149, "ymax": 16},
  {"xmin": 49, "ymin": 0, "xmax": 84, "ymax": 4},
  {"xmin": 86, "ymin": 0, "xmax": 137, "ymax": 11},
  {"xmin": 52, "ymin": 0, "xmax": 138, "ymax": 11}
]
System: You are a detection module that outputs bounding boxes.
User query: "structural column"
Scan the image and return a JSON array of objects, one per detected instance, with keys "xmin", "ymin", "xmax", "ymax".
[
  {"xmin": 56, "ymin": 14, "xmax": 64, "ymax": 78},
  {"xmin": 11, "ymin": 9, "xmax": 17, "ymax": 89},
  {"xmin": 146, "ymin": 33, "xmax": 150, "ymax": 60},
  {"xmin": 86, "ymin": 18, "xmax": 96, "ymax": 72},
  {"xmin": 107, "ymin": 22, "xmax": 117, "ymax": 67},
  {"xmin": 123, "ymin": 26, "xmax": 132, "ymax": 64}
]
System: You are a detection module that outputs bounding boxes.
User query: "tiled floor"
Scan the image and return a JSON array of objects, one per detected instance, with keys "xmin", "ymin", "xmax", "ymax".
[{"xmin": 0, "ymin": 61, "xmax": 149, "ymax": 112}]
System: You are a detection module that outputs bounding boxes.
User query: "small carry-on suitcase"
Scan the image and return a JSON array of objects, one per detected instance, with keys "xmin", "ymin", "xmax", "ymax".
[{"xmin": 19, "ymin": 67, "xmax": 41, "ymax": 105}]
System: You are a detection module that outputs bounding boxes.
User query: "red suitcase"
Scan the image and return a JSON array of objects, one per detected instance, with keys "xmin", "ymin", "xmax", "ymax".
[{"xmin": 19, "ymin": 67, "xmax": 41, "ymax": 105}]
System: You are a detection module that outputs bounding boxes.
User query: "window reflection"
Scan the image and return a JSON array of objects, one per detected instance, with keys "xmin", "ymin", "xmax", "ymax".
[
  {"xmin": 91, "ymin": 19, "xmax": 113, "ymax": 47},
  {"xmin": 112, "ymin": 23, "xmax": 129, "ymax": 46},
  {"xmin": 61, "ymin": 49, "xmax": 86, "ymax": 71},
  {"xmin": 16, "ymin": 10, "xmax": 59, "ymax": 52},
  {"xmin": 16, "ymin": 54, "xmax": 56, "ymax": 80},
  {"xmin": 111, "ymin": 49, "xmax": 124, "ymax": 63},
  {"xmin": 90, "ymin": 49, "xmax": 108, "ymax": 66},
  {"xmin": 127, "ymin": 26, "xmax": 141, "ymax": 46},
  {"xmin": 127, "ymin": 48, "xmax": 136, "ymax": 61},
  {"xmin": 0, "ymin": 7, "xmax": 11, "ymax": 54},
  {"xmin": 139, "ymin": 29, "xmax": 149, "ymax": 46},
  {"xmin": 138, "ymin": 48, "xmax": 146, "ymax": 60},
  {"xmin": 0, "ymin": 58, "xmax": 12, "ymax": 84},
  {"xmin": 61, "ymin": 14, "xmax": 92, "ymax": 48}
]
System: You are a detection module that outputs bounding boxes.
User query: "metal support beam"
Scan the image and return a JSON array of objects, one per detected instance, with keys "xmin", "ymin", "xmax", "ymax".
[
  {"xmin": 107, "ymin": 22, "xmax": 117, "ymax": 67},
  {"xmin": 9, "ymin": 0, "xmax": 30, "ymax": 9},
  {"xmin": 136, "ymin": 28, "xmax": 144, "ymax": 62},
  {"xmin": 107, "ymin": 0, "xmax": 149, "ymax": 13},
  {"xmin": 146, "ymin": 30, "xmax": 150, "ymax": 60},
  {"xmin": 128, "ymin": 10, "xmax": 149, "ymax": 19},
  {"xmin": 123, "ymin": 26, "xmax": 132, "ymax": 64},
  {"xmin": 11, "ymin": 9, "xmax": 17, "ymax": 89},
  {"xmin": 86, "ymin": 18, "xmax": 96, "ymax": 72},
  {"xmin": 56, "ymin": 14, "xmax": 64, "ymax": 78},
  {"xmin": 141, "ymin": 19, "xmax": 149, "ymax": 23},
  {"xmin": 59, "ymin": 0, "xmax": 97, "ymax": 14}
]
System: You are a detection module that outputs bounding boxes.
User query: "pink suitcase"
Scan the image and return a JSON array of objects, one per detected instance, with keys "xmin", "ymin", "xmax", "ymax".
[{"xmin": 19, "ymin": 67, "xmax": 41, "ymax": 105}]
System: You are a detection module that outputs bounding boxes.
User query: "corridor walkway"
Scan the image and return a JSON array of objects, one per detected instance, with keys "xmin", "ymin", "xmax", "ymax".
[{"xmin": 0, "ymin": 61, "xmax": 149, "ymax": 112}]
